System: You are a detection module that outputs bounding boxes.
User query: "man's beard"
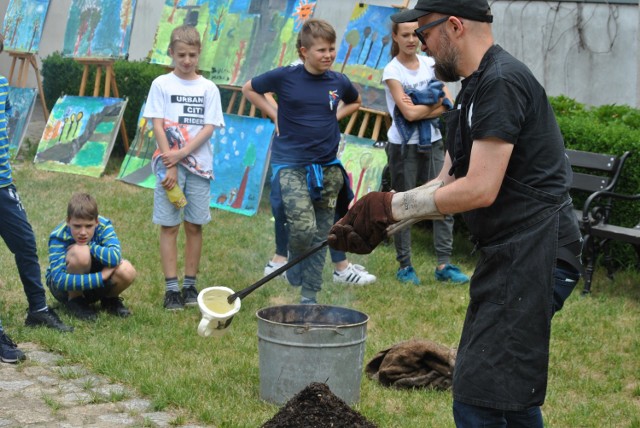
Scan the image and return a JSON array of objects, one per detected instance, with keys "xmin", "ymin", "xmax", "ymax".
[{"xmin": 433, "ymin": 30, "xmax": 460, "ymax": 82}]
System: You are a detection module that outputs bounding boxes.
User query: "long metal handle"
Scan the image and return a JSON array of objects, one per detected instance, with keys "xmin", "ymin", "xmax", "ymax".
[{"xmin": 227, "ymin": 240, "xmax": 328, "ymax": 304}]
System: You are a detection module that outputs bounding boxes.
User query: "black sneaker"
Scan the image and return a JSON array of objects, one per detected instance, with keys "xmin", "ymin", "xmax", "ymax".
[
  {"xmin": 101, "ymin": 297, "xmax": 132, "ymax": 318},
  {"xmin": 65, "ymin": 296, "xmax": 98, "ymax": 321},
  {"xmin": 25, "ymin": 308, "xmax": 74, "ymax": 332},
  {"xmin": 163, "ymin": 290, "xmax": 184, "ymax": 310},
  {"xmin": 0, "ymin": 332, "xmax": 26, "ymax": 364},
  {"xmin": 181, "ymin": 286, "xmax": 199, "ymax": 306}
]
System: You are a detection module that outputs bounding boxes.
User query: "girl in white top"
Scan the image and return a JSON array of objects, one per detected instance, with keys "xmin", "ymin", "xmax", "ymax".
[{"xmin": 382, "ymin": 20, "xmax": 469, "ymax": 285}]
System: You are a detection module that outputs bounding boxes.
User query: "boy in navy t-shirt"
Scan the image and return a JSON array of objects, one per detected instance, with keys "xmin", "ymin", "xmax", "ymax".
[{"xmin": 242, "ymin": 19, "xmax": 362, "ymax": 304}]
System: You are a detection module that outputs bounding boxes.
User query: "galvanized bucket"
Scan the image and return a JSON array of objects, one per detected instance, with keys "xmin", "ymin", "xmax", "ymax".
[{"xmin": 256, "ymin": 304, "xmax": 369, "ymax": 405}]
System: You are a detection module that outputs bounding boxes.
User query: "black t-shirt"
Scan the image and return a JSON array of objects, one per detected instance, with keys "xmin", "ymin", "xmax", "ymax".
[{"xmin": 458, "ymin": 45, "xmax": 581, "ymax": 250}]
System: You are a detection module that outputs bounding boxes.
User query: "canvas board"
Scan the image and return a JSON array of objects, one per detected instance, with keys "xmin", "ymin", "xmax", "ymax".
[
  {"xmin": 1, "ymin": 0, "xmax": 50, "ymax": 54},
  {"xmin": 208, "ymin": 0, "xmax": 316, "ymax": 85},
  {"xmin": 338, "ymin": 133, "xmax": 387, "ymax": 205},
  {"xmin": 117, "ymin": 101, "xmax": 156, "ymax": 188},
  {"xmin": 34, "ymin": 95, "xmax": 128, "ymax": 177},
  {"xmin": 334, "ymin": 4, "xmax": 396, "ymax": 112},
  {"xmin": 62, "ymin": 0, "xmax": 138, "ymax": 59},
  {"xmin": 210, "ymin": 113, "xmax": 274, "ymax": 216},
  {"xmin": 6, "ymin": 86, "xmax": 37, "ymax": 159},
  {"xmin": 149, "ymin": 0, "xmax": 231, "ymax": 72}
]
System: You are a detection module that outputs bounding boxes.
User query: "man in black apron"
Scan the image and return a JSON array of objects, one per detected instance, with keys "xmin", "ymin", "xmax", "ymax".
[{"xmin": 328, "ymin": 0, "xmax": 582, "ymax": 426}]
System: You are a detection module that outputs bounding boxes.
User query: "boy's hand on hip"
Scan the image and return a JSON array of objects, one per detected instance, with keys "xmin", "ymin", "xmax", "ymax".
[{"xmin": 328, "ymin": 192, "xmax": 396, "ymax": 254}]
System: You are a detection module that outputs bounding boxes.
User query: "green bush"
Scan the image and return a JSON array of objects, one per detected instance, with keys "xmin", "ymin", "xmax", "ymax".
[{"xmin": 551, "ymin": 96, "xmax": 640, "ymax": 267}]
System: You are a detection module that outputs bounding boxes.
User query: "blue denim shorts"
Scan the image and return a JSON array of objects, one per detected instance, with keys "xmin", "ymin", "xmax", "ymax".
[{"xmin": 153, "ymin": 164, "xmax": 212, "ymax": 226}]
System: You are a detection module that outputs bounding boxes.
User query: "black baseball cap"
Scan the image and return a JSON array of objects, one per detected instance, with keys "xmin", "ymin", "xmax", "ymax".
[{"xmin": 391, "ymin": 0, "xmax": 493, "ymax": 24}]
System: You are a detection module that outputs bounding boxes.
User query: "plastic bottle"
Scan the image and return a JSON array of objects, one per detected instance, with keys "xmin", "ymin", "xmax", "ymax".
[{"xmin": 157, "ymin": 165, "xmax": 188, "ymax": 209}]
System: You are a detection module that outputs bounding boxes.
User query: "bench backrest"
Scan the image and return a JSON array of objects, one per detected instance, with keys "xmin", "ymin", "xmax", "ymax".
[{"xmin": 566, "ymin": 149, "xmax": 631, "ymax": 194}]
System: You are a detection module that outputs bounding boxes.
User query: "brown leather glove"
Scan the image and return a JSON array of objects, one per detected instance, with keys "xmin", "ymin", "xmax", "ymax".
[{"xmin": 328, "ymin": 192, "xmax": 395, "ymax": 254}]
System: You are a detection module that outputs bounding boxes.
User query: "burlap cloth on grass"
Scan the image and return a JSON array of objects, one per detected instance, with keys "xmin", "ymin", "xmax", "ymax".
[{"xmin": 365, "ymin": 339, "xmax": 457, "ymax": 390}]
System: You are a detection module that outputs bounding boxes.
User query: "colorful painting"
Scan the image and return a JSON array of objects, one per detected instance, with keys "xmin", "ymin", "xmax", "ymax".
[
  {"xmin": 6, "ymin": 86, "xmax": 37, "ymax": 158},
  {"xmin": 34, "ymin": 95, "xmax": 128, "ymax": 177},
  {"xmin": 61, "ymin": 0, "xmax": 138, "ymax": 59},
  {"xmin": 208, "ymin": 0, "xmax": 316, "ymax": 85},
  {"xmin": 1, "ymin": 0, "xmax": 50, "ymax": 53},
  {"xmin": 117, "ymin": 102, "xmax": 156, "ymax": 188},
  {"xmin": 149, "ymin": 0, "xmax": 231, "ymax": 71},
  {"xmin": 210, "ymin": 113, "xmax": 275, "ymax": 216},
  {"xmin": 338, "ymin": 134, "xmax": 387, "ymax": 205},
  {"xmin": 334, "ymin": 4, "xmax": 396, "ymax": 112}
]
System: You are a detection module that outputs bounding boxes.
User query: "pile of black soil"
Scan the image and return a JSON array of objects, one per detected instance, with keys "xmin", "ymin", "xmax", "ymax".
[{"xmin": 261, "ymin": 382, "xmax": 378, "ymax": 428}]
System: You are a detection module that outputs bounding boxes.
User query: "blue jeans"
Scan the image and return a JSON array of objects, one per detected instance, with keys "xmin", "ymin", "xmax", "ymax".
[
  {"xmin": 552, "ymin": 263, "xmax": 580, "ymax": 316},
  {"xmin": 0, "ymin": 185, "xmax": 47, "ymax": 316},
  {"xmin": 453, "ymin": 400, "xmax": 543, "ymax": 428}
]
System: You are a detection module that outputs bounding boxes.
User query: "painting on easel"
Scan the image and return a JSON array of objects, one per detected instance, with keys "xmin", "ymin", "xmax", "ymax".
[
  {"xmin": 334, "ymin": 4, "xmax": 396, "ymax": 112},
  {"xmin": 210, "ymin": 113, "xmax": 274, "ymax": 216},
  {"xmin": 34, "ymin": 95, "xmax": 128, "ymax": 178},
  {"xmin": 149, "ymin": 0, "xmax": 231, "ymax": 71},
  {"xmin": 61, "ymin": 0, "xmax": 138, "ymax": 59},
  {"xmin": 1, "ymin": 0, "xmax": 50, "ymax": 54},
  {"xmin": 7, "ymin": 86, "xmax": 37, "ymax": 158},
  {"xmin": 117, "ymin": 102, "xmax": 156, "ymax": 188},
  {"xmin": 338, "ymin": 134, "xmax": 387, "ymax": 205},
  {"xmin": 208, "ymin": 0, "xmax": 316, "ymax": 85}
]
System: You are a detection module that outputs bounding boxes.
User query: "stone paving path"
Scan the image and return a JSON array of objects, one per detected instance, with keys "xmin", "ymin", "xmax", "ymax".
[{"xmin": 0, "ymin": 343, "xmax": 209, "ymax": 428}]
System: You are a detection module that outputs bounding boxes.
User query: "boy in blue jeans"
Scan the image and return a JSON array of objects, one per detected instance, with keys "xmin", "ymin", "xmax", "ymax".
[
  {"xmin": 144, "ymin": 25, "xmax": 224, "ymax": 310},
  {"xmin": 243, "ymin": 19, "xmax": 362, "ymax": 304},
  {"xmin": 46, "ymin": 193, "xmax": 137, "ymax": 321},
  {"xmin": 0, "ymin": 34, "xmax": 72, "ymax": 364}
]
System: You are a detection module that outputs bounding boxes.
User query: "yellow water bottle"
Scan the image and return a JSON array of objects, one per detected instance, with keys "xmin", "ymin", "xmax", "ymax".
[{"xmin": 157, "ymin": 167, "xmax": 187, "ymax": 209}]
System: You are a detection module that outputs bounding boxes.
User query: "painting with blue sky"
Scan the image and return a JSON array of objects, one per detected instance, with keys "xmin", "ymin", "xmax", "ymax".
[
  {"xmin": 210, "ymin": 113, "xmax": 274, "ymax": 216},
  {"xmin": 6, "ymin": 87, "xmax": 37, "ymax": 158},
  {"xmin": 334, "ymin": 4, "xmax": 396, "ymax": 112},
  {"xmin": 1, "ymin": 0, "xmax": 50, "ymax": 53},
  {"xmin": 62, "ymin": 0, "xmax": 137, "ymax": 59},
  {"xmin": 34, "ymin": 95, "xmax": 127, "ymax": 177}
]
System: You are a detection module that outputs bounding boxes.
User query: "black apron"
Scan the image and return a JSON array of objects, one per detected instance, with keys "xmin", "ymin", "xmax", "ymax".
[{"xmin": 445, "ymin": 69, "xmax": 569, "ymax": 411}]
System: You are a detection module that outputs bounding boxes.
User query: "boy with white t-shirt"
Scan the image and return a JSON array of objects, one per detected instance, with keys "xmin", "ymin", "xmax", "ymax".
[{"xmin": 144, "ymin": 25, "xmax": 224, "ymax": 310}]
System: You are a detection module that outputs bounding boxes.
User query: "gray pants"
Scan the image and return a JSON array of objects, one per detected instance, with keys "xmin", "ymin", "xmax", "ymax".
[{"xmin": 387, "ymin": 141, "xmax": 454, "ymax": 267}]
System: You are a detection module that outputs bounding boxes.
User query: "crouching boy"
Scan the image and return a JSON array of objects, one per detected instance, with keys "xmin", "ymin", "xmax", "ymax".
[{"xmin": 46, "ymin": 193, "xmax": 136, "ymax": 320}]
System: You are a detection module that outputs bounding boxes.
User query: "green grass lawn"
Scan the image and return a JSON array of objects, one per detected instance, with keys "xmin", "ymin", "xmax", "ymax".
[{"xmin": 1, "ymin": 163, "xmax": 639, "ymax": 427}]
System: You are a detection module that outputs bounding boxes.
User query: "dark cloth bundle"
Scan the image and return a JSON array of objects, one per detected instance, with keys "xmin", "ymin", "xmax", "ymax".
[{"xmin": 365, "ymin": 339, "xmax": 456, "ymax": 390}]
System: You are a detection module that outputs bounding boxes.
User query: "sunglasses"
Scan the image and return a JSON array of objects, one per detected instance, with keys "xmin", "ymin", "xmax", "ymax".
[{"xmin": 414, "ymin": 16, "xmax": 450, "ymax": 45}]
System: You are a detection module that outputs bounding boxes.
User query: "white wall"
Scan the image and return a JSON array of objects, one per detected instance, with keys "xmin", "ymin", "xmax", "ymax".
[{"xmin": 0, "ymin": 0, "xmax": 638, "ymax": 107}]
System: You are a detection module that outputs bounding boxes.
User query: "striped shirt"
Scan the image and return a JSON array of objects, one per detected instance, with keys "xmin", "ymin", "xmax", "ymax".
[
  {"xmin": 46, "ymin": 216, "xmax": 122, "ymax": 292},
  {"xmin": 0, "ymin": 76, "xmax": 13, "ymax": 187}
]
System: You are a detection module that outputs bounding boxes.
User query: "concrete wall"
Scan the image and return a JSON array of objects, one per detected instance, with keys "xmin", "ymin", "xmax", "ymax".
[{"xmin": 0, "ymin": 0, "xmax": 638, "ymax": 107}]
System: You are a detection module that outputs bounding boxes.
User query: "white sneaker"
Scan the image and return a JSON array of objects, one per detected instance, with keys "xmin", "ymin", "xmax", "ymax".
[
  {"xmin": 264, "ymin": 261, "xmax": 287, "ymax": 278},
  {"xmin": 333, "ymin": 263, "xmax": 376, "ymax": 285}
]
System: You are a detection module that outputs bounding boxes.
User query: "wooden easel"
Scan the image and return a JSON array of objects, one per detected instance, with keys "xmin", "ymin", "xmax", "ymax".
[
  {"xmin": 220, "ymin": 84, "xmax": 258, "ymax": 117},
  {"xmin": 76, "ymin": 58, "xmax": 129, "ymax": 151},
  {"xmin": 344, "ymin": 107, "xmax": 390, "ymax": 141},
  {"xmin": 7, "ymin": 51, "xmax": 50, "ymax": 121}
]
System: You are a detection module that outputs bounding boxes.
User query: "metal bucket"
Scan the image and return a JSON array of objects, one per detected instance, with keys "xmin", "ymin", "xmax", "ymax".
[{"xmin": 256, "ymin": 304, "xmax": 369, "ymax": 405}]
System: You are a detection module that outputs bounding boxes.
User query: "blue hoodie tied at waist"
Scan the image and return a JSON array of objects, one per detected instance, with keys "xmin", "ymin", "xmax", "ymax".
[{"xmin": 393, "ymin": 79, "xmax": 453, "ymax": 153}]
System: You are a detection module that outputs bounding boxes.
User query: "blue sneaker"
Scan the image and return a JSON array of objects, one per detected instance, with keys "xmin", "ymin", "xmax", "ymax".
[
  {"xmin": 435, "ymin": 264, "xmax": 470, "ymax": 284},
  {"xmin": 397, "ymin": 266, "xmax": 421, "ymax": 285},
  {"xmin": 0, "ymin": 332, "xmax": 26, "ymax": 364},
  {"xmin": 300, "ymin": 296, "xmax": 317, "ymax": 305}
]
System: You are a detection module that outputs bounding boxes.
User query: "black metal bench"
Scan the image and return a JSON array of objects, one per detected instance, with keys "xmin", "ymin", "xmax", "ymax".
[
  {"xmin": 566, "ymin": 149, "xmax": 635, "ymax": 294},
  {"xmin": 581, "ymin": 191, "xmax": 640, "ymax": 294}
]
